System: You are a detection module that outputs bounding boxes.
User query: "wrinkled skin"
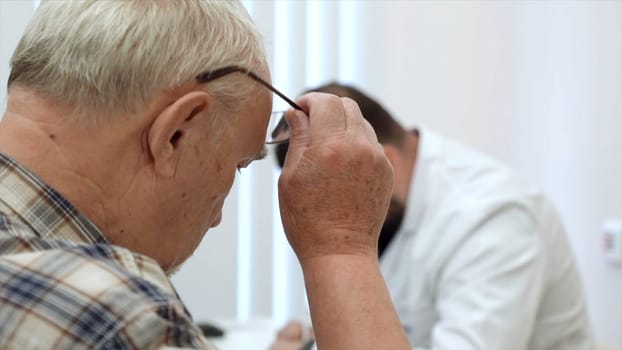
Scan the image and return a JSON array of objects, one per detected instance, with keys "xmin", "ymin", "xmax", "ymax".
[{"xmin": 278, "ymin": 92, "xmax": 394, "ymax": 264}]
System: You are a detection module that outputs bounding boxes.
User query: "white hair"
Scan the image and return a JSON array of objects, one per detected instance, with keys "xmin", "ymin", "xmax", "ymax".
[{"xmin": 8, "ymin": 0, "xmax": 266, "ymax": 117}]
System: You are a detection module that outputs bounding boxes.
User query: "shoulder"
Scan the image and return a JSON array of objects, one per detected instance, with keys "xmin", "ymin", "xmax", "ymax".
[
  {"xmin": 412, "ymin": 132, "xmax": 555, "ymax": 265},
  {"xmin": 416, "ymin": 130, "xmax": 546, "ymax": 228},
  {"xmin": 0, "ymin": 243, "xmax": 208, "ymax": 349}
]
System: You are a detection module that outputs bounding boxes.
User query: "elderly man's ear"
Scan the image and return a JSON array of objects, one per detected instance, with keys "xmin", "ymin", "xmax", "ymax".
[{"xmin": 147, "ymin": 91, "xmax": 212, "ymax": 177}]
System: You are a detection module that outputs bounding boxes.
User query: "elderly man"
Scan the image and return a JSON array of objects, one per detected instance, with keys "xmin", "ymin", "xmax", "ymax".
[
  {"xmin": 0, "ymin": 2, "xmax": 410, "ymax": 349},
  {"xmin": 272, "ymin": 83, "xmax": 592, "ymax": 350}
]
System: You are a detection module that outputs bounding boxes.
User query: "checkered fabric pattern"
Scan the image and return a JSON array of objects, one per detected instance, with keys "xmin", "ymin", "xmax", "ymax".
[{"xmin": 0, "ymin": 153, "xmax": 215, "ymax": 349}]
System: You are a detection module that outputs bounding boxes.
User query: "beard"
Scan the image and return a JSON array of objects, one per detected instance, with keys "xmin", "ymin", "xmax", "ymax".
[{"xmin": 378, "ymin": 197, "xmax": 406, "ymax": 257}]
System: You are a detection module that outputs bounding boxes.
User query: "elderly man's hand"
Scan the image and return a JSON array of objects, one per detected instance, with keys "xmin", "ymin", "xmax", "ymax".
[
  {"xmin": 278, "ymin": 92, "xmax": 393, "ymax": 263},
  {"xmin": 276, "ymin": 93, "xmax": 410, "ymax": 350}
]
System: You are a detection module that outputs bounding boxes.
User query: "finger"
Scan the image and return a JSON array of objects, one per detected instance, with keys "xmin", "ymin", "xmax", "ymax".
[
  {"xmin": 282, "ymin": 109, "xmax": 309, "ymax": 169},
  {"xmin": 341, "ymin": 97, "xmax": 379, "ymax": 143},
  {"xmin": 295, "ymin": 92, "xmax": 347, "ymax": 136}
]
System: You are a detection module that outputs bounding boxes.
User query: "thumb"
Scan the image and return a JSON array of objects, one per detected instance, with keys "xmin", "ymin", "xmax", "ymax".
[{"xmin": 283, "ymin": 109, "xmax": 309, "ymax": 168}]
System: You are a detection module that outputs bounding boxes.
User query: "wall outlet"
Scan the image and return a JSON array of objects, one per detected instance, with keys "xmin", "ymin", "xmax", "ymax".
[{"xmin": 603, "ymin": 219, "xmax": 622, "ymax": 265}]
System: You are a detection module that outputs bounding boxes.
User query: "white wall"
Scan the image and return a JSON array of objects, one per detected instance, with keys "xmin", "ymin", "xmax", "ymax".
[
  {"xmin": 0, "ymin": 1, "xmax": 33, "ymax": 111},
  {"xmin": 1, "ymin": 0, "xmax": 620, "ymax": 346}
]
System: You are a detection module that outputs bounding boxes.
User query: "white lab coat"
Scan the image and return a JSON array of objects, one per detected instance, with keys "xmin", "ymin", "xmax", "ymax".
[{"xmin": 380, "ymin": 129, "xmax": 592, "ymax": 350}]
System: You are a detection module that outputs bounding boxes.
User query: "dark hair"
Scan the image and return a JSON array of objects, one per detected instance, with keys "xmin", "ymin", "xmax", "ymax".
[{"xmin": 275, "ymin": 82, "xmax": 406, "ymax": 168}]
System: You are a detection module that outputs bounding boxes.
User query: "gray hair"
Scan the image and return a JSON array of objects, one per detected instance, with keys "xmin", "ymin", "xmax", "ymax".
[{"xmin": 8, "ymin": 0, "xmax": 266, "ymax": 118}]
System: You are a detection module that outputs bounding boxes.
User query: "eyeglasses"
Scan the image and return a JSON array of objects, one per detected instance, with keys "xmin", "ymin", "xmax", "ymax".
[{"xmin": 196, "ymin": 66, "xmax": 302, "ymax": 144}]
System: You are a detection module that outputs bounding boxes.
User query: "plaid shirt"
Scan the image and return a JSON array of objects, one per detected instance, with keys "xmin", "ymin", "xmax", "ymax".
[{"xmin": 0, "ymin": 153, "xmax": 216, "ymax": 350}]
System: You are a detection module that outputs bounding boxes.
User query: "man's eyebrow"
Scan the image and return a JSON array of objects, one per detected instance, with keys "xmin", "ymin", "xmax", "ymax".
[{"xmin": 253, "ymin": 147, "xmax": 268, "ymax": 161}]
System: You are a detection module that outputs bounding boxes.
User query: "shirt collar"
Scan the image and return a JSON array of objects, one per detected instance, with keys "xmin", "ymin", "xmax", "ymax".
[
  {"xmin": 0, "ymin": 152, "xmax": 108, "ymax": 245},
  {"xmin": 398, "ymin": 127, "xmax": 443, "ymax": 236}
]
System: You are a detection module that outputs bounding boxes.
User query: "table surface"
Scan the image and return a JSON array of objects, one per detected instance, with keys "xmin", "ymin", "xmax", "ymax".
[{"xmin": 202, "ymin": 317, "xmax": 281, "ymax": 350}]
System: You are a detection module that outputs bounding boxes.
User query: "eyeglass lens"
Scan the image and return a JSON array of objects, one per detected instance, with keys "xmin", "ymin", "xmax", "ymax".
[{"xmin": 266, "ymin": 112, "xmax": 289, "ymax": 144}]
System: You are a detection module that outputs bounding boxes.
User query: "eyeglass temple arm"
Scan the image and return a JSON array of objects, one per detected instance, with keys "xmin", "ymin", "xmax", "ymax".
[
  {"xmin": 245, "ymin": 72, "xmax": 303, "ymax": 111},
  {"xmin": 196, "ymin": 66, "xmax": 304, "ymax": 111}
]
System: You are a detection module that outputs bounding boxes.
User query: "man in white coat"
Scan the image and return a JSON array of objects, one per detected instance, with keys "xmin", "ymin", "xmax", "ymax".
[{"xmin": 271, "ymin": 83, "xmax": 592, "ymax": 350}]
